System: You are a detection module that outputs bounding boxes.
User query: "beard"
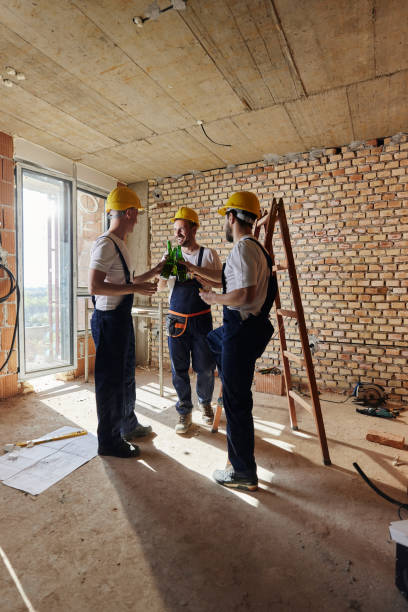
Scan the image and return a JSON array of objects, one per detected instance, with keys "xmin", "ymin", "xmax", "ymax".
[{"xmin": 225, "ymin": 225, "xmax": 233, "ymax": 243}]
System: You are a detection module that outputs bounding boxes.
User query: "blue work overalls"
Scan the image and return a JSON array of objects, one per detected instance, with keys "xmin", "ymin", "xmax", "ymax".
[
  {"xmin": 168, "ymin": 247, "xmax": 216, "ymax": 415},
  {"xmin": 91, "ymin": 237, "xmax": 139, "ymax": 450},
  {"xmin": 207, "ymin": 239, "xmax": 277, "ymax": 477}
]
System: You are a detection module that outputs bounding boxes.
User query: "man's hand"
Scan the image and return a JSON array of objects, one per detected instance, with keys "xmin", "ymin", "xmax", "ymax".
[
  {"xmin": 133, "ymin": 281, "xmax": 158, "ymax": 295},
  {"xmin": 199, "ymin": 289, "xmax": 218, "ymax": 305}
]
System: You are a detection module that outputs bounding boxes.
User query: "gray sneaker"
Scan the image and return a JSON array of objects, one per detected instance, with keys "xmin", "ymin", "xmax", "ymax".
[
  {"xmin": 124, "ymin": 423, "xmax": 152, "ymax": 442},
  {"xmin": 200, "ymin": 403, "xmax": 214, "ymax": 425},
  {"xmin": 213, "ymin": 467, "xmax": 258, "ymax": 491},
  {"xmin": 175, "ymin": 412, "xmax": 192, "ymax": 434}
]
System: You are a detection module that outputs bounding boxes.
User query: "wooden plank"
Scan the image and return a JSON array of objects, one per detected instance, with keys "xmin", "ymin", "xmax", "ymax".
[
  {"xmin": 277, "ymin": 309, "xmax": 297, "ymax": 318},
  {"xmin": 289, "ymin": 390, "xmax": 313, "ymax": 414},
  {"xmin": 284, "ymin": 351, "xmax": 304, "ymax": 366},
  {"xmin": 273, "ymin": 264, "xmax": 287, "ymax": 272},
  {"xmin": 366, "ymin": 430, "xmax": 405, "ymax": 450}
]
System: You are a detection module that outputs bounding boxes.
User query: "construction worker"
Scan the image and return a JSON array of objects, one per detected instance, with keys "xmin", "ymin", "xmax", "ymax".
[
  {"xmin": 183, "ymin": 192, "xmax": 277, "ymax": 490},
  {"xmin": 89, "ymin": 186, "xmax": 163, "ymax": 458},
  {"xmin": 158, "ymin": 207, "xmax": 222, "ymax": 434}
]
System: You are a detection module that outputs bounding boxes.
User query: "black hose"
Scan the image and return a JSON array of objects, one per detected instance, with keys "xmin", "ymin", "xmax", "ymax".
[
  {"xmin": 353, "ymin": 462, "xmax": 408, "ymax": 510},
  {"xmin": 0, "ymin": 262, "xmax": 20, "ymax": 372}
]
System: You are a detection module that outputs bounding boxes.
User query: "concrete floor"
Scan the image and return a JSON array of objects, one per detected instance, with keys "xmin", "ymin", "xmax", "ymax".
[{"xmin": 0, "ymin": 369, "xmax": 407, "ymax": 612}]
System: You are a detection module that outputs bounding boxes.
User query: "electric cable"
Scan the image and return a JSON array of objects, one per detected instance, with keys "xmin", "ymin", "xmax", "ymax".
[
  {"xmin": 353, "ymin": 462, "xmax": 408, "ymax": 517},
  {"xmin": 0, "ymin": 260, "xmax": 20, "ymax": 372},
  {"xmin": 200, "ymin": 124, "xmax": 232, "ymax": 147}
]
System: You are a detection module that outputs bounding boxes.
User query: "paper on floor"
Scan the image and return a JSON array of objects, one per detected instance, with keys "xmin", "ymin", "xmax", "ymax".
[
  {"xmin": 390, "ymin": 520, "xmax": 408, "ymax": 547},
  {"xmin": 0, "ymin": 426, "xmax": 98, "ymax": 495}
]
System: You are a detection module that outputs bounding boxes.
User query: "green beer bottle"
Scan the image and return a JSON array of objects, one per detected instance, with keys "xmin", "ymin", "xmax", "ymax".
[
  {"xmin": 160, "ymin": 240, "xmax": 175, "ymax": 279},
  {"xmin": 176, "ymin": 245, "xmax": 188, "ymax": 282}
]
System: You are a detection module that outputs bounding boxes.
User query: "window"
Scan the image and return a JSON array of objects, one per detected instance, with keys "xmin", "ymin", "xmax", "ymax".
[{"xmin": 17, "ymin": 167, "xmax": 74, "ymax": 376}]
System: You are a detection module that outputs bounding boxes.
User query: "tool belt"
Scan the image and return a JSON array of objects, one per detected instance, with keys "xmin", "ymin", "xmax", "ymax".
[{"xmin": 166, "ymin": 308, "xmax": 211, "ymax": 338}]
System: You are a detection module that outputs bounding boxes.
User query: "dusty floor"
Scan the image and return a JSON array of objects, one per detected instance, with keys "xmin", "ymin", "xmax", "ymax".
[{"xmin": 0, "ymin": 368, "xmax": 407, "ymax": 612}]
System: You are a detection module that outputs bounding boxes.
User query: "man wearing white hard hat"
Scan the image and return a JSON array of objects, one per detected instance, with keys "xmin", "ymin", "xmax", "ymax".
[
  {"xmin": 183, "ymin": 192, "xmax": 277, "ymax": 491},
  {"xmin": 89, "ymin": 186, "xmax": 163, "ymax": 458},
  {"xmin": 158, "ymin": 206, "xmax": 222, "ymax": 434}
]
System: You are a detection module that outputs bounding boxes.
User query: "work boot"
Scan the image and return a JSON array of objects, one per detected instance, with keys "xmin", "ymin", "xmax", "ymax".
[
  {"xmin": 213, "ymin": 467, "xmax": 258, "ymax": 492},
  {"xmin": 200, "ymin": 403, "xmax": 214, "ymax": 425},
  {"xmin": 175, "ymin": 412, "xmax": 192, "ymax": 435},
  {"xmin": 124, "ymin": 423, "xmax": 153, "ymax": 443},
  {"xmin": 98, "ymin": 440, "xmax": 140, "ymax": 458}
]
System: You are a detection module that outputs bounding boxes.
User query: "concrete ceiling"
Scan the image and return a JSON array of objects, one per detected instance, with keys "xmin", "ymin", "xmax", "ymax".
[{"xmin": 0, "ymin": 0, "xmax": 407, "ymax": 183}]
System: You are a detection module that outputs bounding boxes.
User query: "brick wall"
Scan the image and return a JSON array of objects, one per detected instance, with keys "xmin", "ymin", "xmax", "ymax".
[
  {"xmin": 149, "ymin": 135, "xmax": 408, "ymax": 406},
  {"xmin": 0, "ymin": 131, "xmax": 18, "ymax": 399}
]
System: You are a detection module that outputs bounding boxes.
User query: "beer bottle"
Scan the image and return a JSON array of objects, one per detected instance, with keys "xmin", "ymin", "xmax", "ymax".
[
  {"xmin": 176, "ymin": 245, "xmax": 188, "ymax": 282},
  {"xmin": 160, "ymin": 240, "xmax": 175, "ymax": 279}
]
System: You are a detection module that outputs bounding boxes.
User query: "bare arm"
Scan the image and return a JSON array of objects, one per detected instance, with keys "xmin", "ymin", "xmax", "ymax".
[
  {"xmin": 89, "ymin": 269, "xmax": 157, "ymax": 296},
  {"xmin": 182, "ymin": 261, "xmax": 223, "ymax": 284},
  {"xmin": 133, "ymin": 260, "xmax": 164, "ymax": 283},
  {"xmin": 199, "ymin": 285, "xmax": 256, "ymax": 307},
  {"xmin": 194, "ymin": 273, "xmax": 223, "ymax": 289}
]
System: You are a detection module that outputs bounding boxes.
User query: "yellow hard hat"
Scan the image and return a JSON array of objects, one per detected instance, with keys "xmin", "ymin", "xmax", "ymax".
[
  {"xmin": 106, "ymin": 186, "xmax": 144, "ymax": 213},
  {"xmin": 218, "ymin": 191, "xmax": 261, "ymax": 219},
  {"xmin": 171, "ymin": 206, "xmax": 199, "ymax": 227}
]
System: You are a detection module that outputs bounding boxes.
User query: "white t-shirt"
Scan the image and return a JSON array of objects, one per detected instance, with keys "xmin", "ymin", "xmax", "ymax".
[
  {"xmin": 89, "ymin": 232, "xmax": 134, "ymax": 311},
  {"xmin": 224, "ymin": 236, "xmax": 270, "ymax": 320},
  {"xmin": 164, "ymin": 246, "xmax": 222, "ymax": 302}
]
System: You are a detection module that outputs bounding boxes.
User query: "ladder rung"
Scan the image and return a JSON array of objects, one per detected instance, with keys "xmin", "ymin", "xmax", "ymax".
[
  {"xmin": 289, "ymin": 390, "xmax": 313, "ymax": 414},
  {"xmin": 272, "ymin": 263, "xmax": 288, "ymax": 272},
  {"xmin": 284, "ymin": 350, "xmax": 304, "ymax": 366},
  {"xmin": 277, "ymin": 309, "xmax": 297, "ymax": 318}
]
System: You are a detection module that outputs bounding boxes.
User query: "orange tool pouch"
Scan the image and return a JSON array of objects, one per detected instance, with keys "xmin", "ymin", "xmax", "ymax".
[{"xmin": 166, "ymin": 309, "xmax": 211, "ymax": 338}]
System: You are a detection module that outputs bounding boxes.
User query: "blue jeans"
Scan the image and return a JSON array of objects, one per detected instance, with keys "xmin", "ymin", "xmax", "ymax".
[
  {"xmin": 91, "ymin": 302, "xmax": 139, "ymax": 448},
  {"xmin": 168, "ymin": 314, "xmax": 215, "ymax": 415}
]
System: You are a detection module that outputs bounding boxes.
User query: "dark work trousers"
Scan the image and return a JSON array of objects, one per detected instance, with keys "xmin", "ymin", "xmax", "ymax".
[
  {"xmin": 91, "ymin": 293, "xmax": 138, "ymax": 449},
  {"xmin": 168, "ymin": 312, "xmax": 215, "ymax": 415},
  {"xmin": 207, "ymin": 309, "xmax": 273, "ymax": 476},
  {"xmin": 207, "ymin": 237, "xmax": 277, "ymax": 476}
]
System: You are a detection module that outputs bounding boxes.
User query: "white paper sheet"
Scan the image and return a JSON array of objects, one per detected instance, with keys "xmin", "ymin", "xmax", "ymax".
[{"xmin": 0, "ymin": 426, "xmax": 98, "ymax": 495}]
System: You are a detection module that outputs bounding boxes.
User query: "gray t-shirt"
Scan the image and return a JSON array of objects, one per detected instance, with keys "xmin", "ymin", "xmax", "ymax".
[{"xmin": 224, "ymin": 236, "xmax": 269, "ymax": 320}]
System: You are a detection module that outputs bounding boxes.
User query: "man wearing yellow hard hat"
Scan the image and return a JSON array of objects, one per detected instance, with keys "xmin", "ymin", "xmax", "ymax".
[
  {"xmin": 89, "ymin": 186, "xmax": 163, "ymax": 458},
  {"xmin": 158, "ymin": 206, "xmax": 222, "ymax": 434},
  {"xmin": 183, "ymin": 192, "xmax": 277, "ymax": 490}
]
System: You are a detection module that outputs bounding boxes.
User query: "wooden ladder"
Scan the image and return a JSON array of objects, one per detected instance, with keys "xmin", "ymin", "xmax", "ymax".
[
  {"xmin": 211, "ymin": 197, "xmax": 331, "ymax": 466},
  {"xmin": 255, "ymin": 197, "xmax": 331, "ymax": 465}
]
